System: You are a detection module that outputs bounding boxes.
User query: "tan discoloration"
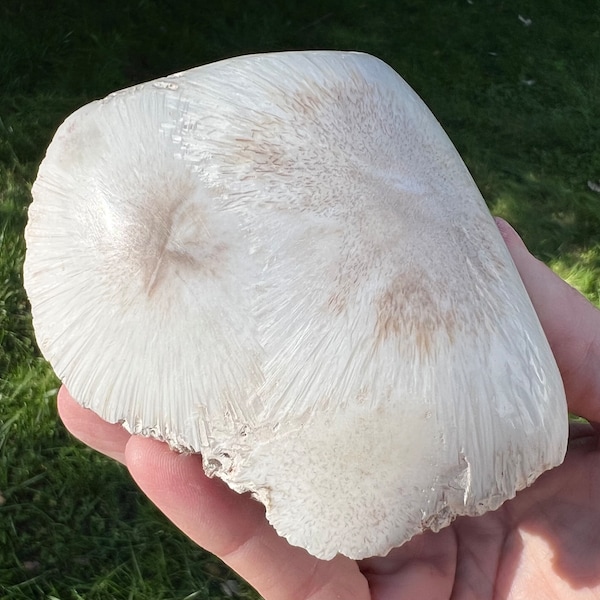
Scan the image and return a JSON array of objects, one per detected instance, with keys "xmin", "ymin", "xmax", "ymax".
[
  {"xmin": 218, "ymin": 71, "xmax": 382, "ymax": 192},
  {"xmin": 327, "ymin": 291, "xmax": 347, "ymax": 316},
  {"xmin": 372, "ymin": 218, "xmax": 511, "ymax": 356},
  {"xmin": 374, "ymin": 272, "xmax": 458, "ymax": 355},
  {"xmin": 145, "ymin": 239, "xmax": 230, "ymax": 297},
  {"xmin": 286, "ymin": 85, "xmax": 328, "ymax": 119},
  {"xmin": 144, "ymin": 202, "xmax": 230, "ymax": 296},
  {"xmin": 100, "ymin": 172, "xmax": 230, "ymax": 298}
]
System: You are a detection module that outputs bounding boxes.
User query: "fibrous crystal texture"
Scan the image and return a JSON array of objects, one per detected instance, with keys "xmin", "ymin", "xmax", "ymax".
[{"xmin": 24, "ymin": 51, "xmax": 568, "ymax": 560}]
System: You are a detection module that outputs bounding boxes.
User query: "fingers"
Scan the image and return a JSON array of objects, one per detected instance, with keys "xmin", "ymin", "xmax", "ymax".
[
  {"xmin": 59, "ymin": 388, "xmax": 368, "ymax": 598},
  {"xmin": 496, "ymin": 218, "xmax": 600, "ymax": 422},
  {"xmin": 124, "ymin": 436, "xmax": 369, "ymax": 600},
  {"xmin": 57, "ymin": 385, "xmax": 131, "ymax": 464}
]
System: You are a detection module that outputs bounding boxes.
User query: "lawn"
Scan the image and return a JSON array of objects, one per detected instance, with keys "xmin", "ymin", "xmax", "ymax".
[{"xmin": 1, "ymin": 0, "xmax": 599, "ymax": 598}]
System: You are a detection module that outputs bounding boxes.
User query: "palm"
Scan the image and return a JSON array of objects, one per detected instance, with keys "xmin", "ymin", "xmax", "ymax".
[
  {"xmin": 359, "ymin": 428, "xmax": 600, "ymax": 598},
  {"xmin": 58, "ymin": 221, "xmax": 600, "ymax": 599}
]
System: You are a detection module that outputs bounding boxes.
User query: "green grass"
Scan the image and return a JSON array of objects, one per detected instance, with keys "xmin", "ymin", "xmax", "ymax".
[{"xmin": 1, "ymin": 0, "xmax": 599, "ymax": 598}]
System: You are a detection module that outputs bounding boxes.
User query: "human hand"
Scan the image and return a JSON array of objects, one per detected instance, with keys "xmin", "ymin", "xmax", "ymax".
[{"xmin": 58, "ymin": 219, "xmax": 600, "ymax": 599}]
